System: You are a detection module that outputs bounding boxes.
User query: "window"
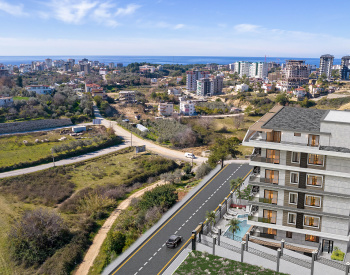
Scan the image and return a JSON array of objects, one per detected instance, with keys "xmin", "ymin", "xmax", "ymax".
[
  {"xmin": 294, "ymin": 133, "xmax": 301, "ymax": 137},
  {"xmin": 264, "ymin": 190, "xmax": 278, "ymax": 204},
  {"xmin": 267, "ymin": 228, "xmax": 277, "ymax": 235},
  {"xmin": 308, "ymin": 135, "xmax": 320, "ymax": 147},
  {"xmin": 304, "ymin": 215, "xmax": 320, "ymax": 228},
  {"xmin": 291, "ymin": 152, "xmax": 300, "ymax": 163},
  {"xmin": 289, "ymin": 193, "xmax": 298, "ymax": 205},
  {"xmin": 267, "ymin": 131, "xmax": 281, "ymax": 143},
  {"xmin": 288, "ymin": 213, "xmax": 296, "ymax": 225},
  {"xmin": 266, "ymin": 149, "xmax": 280, "ymax": 164},
  {"xmin": 308, "ymin": 154, "xmax": 324, "ymax": 166},
  {"xmin": 263, "ymin": 210, "xmax": 277, "ymax": 224},
  {"xmin": 305, "ymin": 235, "xmax": 319, "ymax": 243},
  {"xmin": 305, "ymin": 195, "xmax": 321, "ymax": 208},
  {"xmin": 290, "ymin": 172, "xmax": 299, "ymax": 184},
  {"xmin": 307, "ymin": 175, "xmax": 323, "ymax": 187},
  {"xmin": 265, "ymin": 170, "xmax": 279, "ymax": 184},
  {"xmin": 286, "ymin": 231, "xmax": 293, "ymax": 238}
]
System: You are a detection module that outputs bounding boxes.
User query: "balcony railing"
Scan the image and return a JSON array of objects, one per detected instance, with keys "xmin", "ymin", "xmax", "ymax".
[
  {"xmin": 249, "ymin": 197, "xmax": 278, "ymax": 205},
  {"xmin": 249, "ymin": 175, "xmax": 279, "ymax": 185},
  {"xmin": 248, "ymin": 132, "xmax": 320, "ymax": 148},
  {"xmin": 248, "ymin": 216, "xmax": 276, "ymax": 224},
  {"xmin": 250, "ymin": 155, "xmax": 280, "ymax": 164}
]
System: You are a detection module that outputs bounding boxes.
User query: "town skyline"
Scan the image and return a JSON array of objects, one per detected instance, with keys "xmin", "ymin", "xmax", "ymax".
[{"xmin": 0, "ymin": 0, "xmax": 349, "ymax": 56}]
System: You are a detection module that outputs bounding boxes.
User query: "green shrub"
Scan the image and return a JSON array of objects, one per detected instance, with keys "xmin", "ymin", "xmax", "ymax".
[
  {"xmin": 8, "ymin": 208, "xmax": 71, "ymax": 266},
  {"xmin": 195, "ymin": 163, "xmax": 212, "ymax": 179},
  {"xmin": 138, "ymin": 184, "xmax": 178, "ymax": 212},
  {"xmin": 331, "ymin": 247, "xmax": 345, "ymax": 261}
]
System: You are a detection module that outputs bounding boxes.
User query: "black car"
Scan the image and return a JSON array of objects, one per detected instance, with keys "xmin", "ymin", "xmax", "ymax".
[{"xmin": 166, "ymin": 235, "xmax": 183, "ymax": 248}]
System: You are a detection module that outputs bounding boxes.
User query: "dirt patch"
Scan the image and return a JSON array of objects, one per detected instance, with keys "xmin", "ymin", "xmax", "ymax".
[{"xmin": 177, "ymin": 190, "xmax": 189, "ymax": 201}]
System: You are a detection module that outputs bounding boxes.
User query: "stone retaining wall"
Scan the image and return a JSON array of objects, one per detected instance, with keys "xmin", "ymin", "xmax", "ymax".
[{"xmin": 0, "ymin": 119, "xmax": 73, "ymax": 134}]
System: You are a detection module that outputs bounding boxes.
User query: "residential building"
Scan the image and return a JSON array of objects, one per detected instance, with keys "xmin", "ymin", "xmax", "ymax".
[
  {"xmin": 157, "ymin": 65, "xmax": 163, "ymax": 71},
  {"xmin": 99, "ymin": 68, "xmax": 107, "ymax": 75},
  {"xmin": 80, "ymin": 63, "xmax": 91, "ymax": 74},
  {"xmin": 0, "ymin": 96, "xmax": 13, "ymax": 107},
  {"xmin": 91, "ymin": 90, "xmax": 106, "ymax": 99},
  {"xmin": 117, "ymin": 63, "xmax": 123, "ymax": 68},
  {"xmin": 119, "ymin": 91, "xmax": 136, "ymax": 103},
  {"xmin": 0, "ymin": 64, "xmax": 9, "ymax": 76},
  {"xmin": 234, "ymin": 61, "xmax": 251, "ymax": 78},
  {"xmin": 168, "ymin": 88, "xmax": 181, "ymax": 96},
  {"xmin": 268, "ymin": 71, "xmax": 283, "ymax": 82},
  {"xmin": 85, "ymin": 83, "xmax": 102, "ymax": 93},
  {"xmin": 319, "ymin": 54, "xmax": 334, "ymax": 79},
  {"xmin": 196, "ymin": 78, "xmax": 211, "ymax": 96},
  {"xmin": 229, "ymin": 63, "xmax": 235, "ymax": 71},
  {"xmin": 186, "ymin": 70, "xmax": 210, "ymax": 91},
  {"xmin": 281, "ymin": 60, "xmax": 309, "ymax": 91},
  {"xmin": 25, "ymin": 85, "xmax": 53, "ymax": 95},
  {"xmin": 210, "ymin": 75, "xmax": 224, "ymax": 95},
  {"xmin": 235, "ymin": 83, "xmax": 249, "ymax": 92},
  {"xmin": 180, "ymin": 100, "xmax": 195, "ymax": 116},
  {"xmin": 243, "ymin": 106, "xmax": 350, "ymax": 256},
  {"xmin": 45, "ymin": 58, "xmax": 52, "ymax": 68},
  {"xmin": 293, "ymin": 87, "xmax": 307, "ymax": 99},
  {"xmin": 158, "ymin": 103, "xmax": 173, "ymax": 116},
  {"xmin": 250, "ymin": 62, "xmax": 268, "ymax": 79},
  {"xmin": 139, "ymin": 65, "xmax": 155, "ymax": 73},
  {"xmin": 262, "ymin": 83, "xmax": 273, "ymax": 93},
  {"xmin": 340, "ymin": 56, "xmax": 350, "ymax": 80},
  {"xmin": 109, "ymin": 62, "xmax": 115, "ymax": 69}
]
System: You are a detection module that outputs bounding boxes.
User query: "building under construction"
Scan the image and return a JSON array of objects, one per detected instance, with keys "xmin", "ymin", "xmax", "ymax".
[
  {"xmin": 341, "ymin": 56, "xmax": 350, "ymax": 80},
  {"xmin": 281, "ymin": 60, "xmax": 309, "ymax": 91}
]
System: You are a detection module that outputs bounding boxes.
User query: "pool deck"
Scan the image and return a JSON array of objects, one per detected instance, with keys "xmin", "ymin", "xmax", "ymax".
[{"xmin": 213, "ymin": 208, "xmax": 250, "ymax": 236}]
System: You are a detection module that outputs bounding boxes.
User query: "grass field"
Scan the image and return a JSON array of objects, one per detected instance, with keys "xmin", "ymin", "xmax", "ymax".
[
  {"xmin": 0, "ymin": 126, "xmax": 109, "ymax": 169},
  {"xmin": 12, "ymin": 96, "xmax": 30, "ymax": 101},
  {"xmin": 174, "ymin": 251, "xmax": 288, "ymax": 275},
  {"xmin": 0, "ymin": 149, "xmax": 177, "ymax": 275}
]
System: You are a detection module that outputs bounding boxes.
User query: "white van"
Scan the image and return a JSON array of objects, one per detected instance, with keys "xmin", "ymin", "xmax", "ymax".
[{"xmin": 184, "ymin": 152, "xmax": 195, "ymax": 159}]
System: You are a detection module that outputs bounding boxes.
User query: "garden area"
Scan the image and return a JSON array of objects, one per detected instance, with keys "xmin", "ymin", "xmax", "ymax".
[
  {"xmin": 0, "ymin": 148, "xmax": 180, "ymax": 275},
  {"xmin": 0, "ymin": 125, "xmax": 122, "ymax": 172},
  {"xmin": 174, "ymin": 251, "xmax": 288, "ymax": 275}
]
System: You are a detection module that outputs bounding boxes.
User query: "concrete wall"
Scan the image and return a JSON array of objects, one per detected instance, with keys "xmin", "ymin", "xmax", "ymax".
[
  {"xmin": 323, "ymin": 195, "xmax": 350, "ymax": 216},
  {"xmin": 324, "ymin": 175, "xmax": 350, "ymax": 195},
  {"xmin": 321, "ymin": 122, "xmax": 350, "ymax": 148},
  {"xmin": 322, "ymin": 216, "xmax": 349, "ymax": 236}
]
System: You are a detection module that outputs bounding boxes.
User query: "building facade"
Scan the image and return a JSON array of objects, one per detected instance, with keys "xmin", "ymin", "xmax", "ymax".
[
  {"xmin": 249, "ymin": 62, "xmax": 268, "ymax": 79},
  {"xmin": 319, "ymin": 54, "xmax": 334, "ymax": 79},
  {"xmin": 186, "ymin": 70, "xmax": 210, "ymax": 91},
  {"xmin": 281, "ymin": 60, "xmax": 309, "ymax": 91},
  {"xmin": 243, "ymin": 106, "xmax": 350, "ymax": 255},
  {"xmin": 180, "ymin": 101, "xmax": 195, "ymax": 116},
  {"xmin": 158, "ymin": 103, "xmax": 173, "ymax": 116},
  {"xmin": 25, "ymin": 85, "xmax": 53, "ymax": 95},
  {"xmin": 340, "ymin": 56, "xmax": 350, "ymax": 80}
]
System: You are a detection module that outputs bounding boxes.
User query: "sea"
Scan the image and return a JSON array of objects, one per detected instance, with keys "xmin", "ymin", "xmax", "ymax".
[{"xmin": 0, "ymin": 56, "xmax": 342, "ymax": 67}]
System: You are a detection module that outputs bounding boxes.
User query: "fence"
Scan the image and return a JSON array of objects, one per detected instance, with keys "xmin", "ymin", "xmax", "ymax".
[{"xmin": 317, "ymin": 256, "xmax": 347, "ymax": 271}]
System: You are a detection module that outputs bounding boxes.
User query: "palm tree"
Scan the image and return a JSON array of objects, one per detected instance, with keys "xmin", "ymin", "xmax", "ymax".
[
  {"xmin": 205, "ymin": 211, "xmax": 216, "ymax": 232},
  {"xmin": 230, "ymin": 177, "xmax": 243, "ymax": 205},
  {"xmin": 228, "ymin": 219, "xmax": 241, "ymax": 240}
]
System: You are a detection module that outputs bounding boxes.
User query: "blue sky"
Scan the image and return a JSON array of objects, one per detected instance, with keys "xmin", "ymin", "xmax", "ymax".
[{"xmin": 0, "ymin": 0, "xmax": 349, "ymax": 57}]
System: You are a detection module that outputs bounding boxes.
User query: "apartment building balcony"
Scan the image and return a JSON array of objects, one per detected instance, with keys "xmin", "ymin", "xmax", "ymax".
[
  {"xmin": 248, "ymin": 215, "xmax": 276, "ymax": 224},
  {"xmin": 249, "ymin": 175, "xmax": 278, "ymax": 185},
  {"xmin": 250, "ymin": 154, "xmax": 280, "ymax": 164}
]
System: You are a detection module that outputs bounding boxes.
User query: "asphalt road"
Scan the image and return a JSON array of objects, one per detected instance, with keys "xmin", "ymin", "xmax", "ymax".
[{"xmin": 106, "ymin": 163, "xmax": 251, "ymax": 275}]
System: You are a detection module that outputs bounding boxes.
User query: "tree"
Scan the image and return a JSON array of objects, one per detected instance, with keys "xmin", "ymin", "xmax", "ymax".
[
  {"xmin": 195, "ymin": 162, "xmax": 212, "ymax": 179},
  {"xmin": 16, "ymin": 75, "xmax": 23, "ymax": 87},
  {"xmin": 205, "ymin": 211, "xmax": 216, "ymax": 231},
  {"xmin": 275, "ymin": 93, "xmax": 289, "ymax": 106},
  {"xmin": 230, "ymin": 177, "xmax": 243, "ymax": 204},
  {"xmin": 228, "ymin": 219, "xmax": 241, "ymax": 240},
  {"xmin": 208, "ymin": 137, "xmax": 241, "ymax": 168},
  {"xmin": 233, "ymin": 114, "xmax": 244, "ymax": 129}
]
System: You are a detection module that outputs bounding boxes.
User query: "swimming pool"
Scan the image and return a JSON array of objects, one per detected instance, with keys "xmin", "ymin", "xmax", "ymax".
[
  {"xmin": 237, "ymin": 214, "xmax": 248, "ymax": 219},
  {"xmin": 224, "ymin": 219, "xmax": 251, "ymax": 240}
]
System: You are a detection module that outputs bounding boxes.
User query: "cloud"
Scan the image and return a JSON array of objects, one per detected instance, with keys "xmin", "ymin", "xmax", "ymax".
[
  {"xmin": 174, "ymin": 24, "xmax": 185, "ymax": 30},
  {"xmin": 0, "ymin": 0, "xmax": 27, "ymax": 16},
  {"xmin": 44, "ymin": 1, "xmax": 139, "ymax": 27},
  {"xmin": 115, "ymin": 4, "xmax": 141, "ymax": 16},
  {"xmin": 234, "ymin": 24, "xmax": 261, "ymax": 33}
]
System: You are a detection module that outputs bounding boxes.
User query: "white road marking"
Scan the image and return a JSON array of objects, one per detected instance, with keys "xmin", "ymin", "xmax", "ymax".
[
  {"xmin": 144, "ymin": 262, "xmax": 148, "ymax": 266},
  {"xmin": 139, "ymin": 267, "xmax": 143, "ymax": 271},
  {"xmin": 158, "ymin": 248, "xmax": 161, "ymax": 251},
  {"xmin": 182, "ymin": 223, "xmax": 185, "ymax": 226},
  {"xmin": 153, "ymin": 252, "xmax": 157, "ymax": 256},
  {"xmin": 134, "ymin": 272, "xmax": 138, "ymax": 275},
  {"xmin": 162, "ymin": 243, "xmax": 165, "ymax": 247},
  {"xmin": 149, "ymin": 257, "xmax": 153, "ymax": 261},
  {"xmin": 174, "ymin": 231, "xmax": 178, "ymax": 234}
]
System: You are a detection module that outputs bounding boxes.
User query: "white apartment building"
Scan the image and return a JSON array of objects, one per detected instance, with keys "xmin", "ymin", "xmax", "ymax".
[
  {"xmin": 180, "ymin": 101, "xmax": 195, "ymax": 116},
  {"xmin": 186, "ymin": 70, "xmax": 210, "ymax": 91},
  {"xmin": 319, "ymin": 54, "xmax": 334, "ymax": 79},
  {"xmin": 234, "ymin": 61, "xmax": 268, "ymax": 78},
  {"xmin": 234, "ymin": 62, "xmax": 251, "ymax": 78},
  {"xmin": 235, "ymin": 83, "xmax": 249, "ymax": 92},
  {"xmin": 243, "ymin": 106, "xmax": 350, "ymax": 256},
  {"xmin": 249, "ymin": 62, "xmax": 268, "ymax": 79},
  {"xmin": 158, "ymin": 103, "xmax": 173, "ymax": 116},
  {"xmin": 25, "ymin": 85, "xmax": 53, "ymax": 95}
]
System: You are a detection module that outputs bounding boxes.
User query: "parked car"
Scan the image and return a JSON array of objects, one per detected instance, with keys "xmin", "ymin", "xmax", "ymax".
[
  {"xmin": 184, "ymin": 152, "xmax": 195, "ymax": 159},
  {"xmin": 166, "ymin": 235, "xmax": 183, "ymax": 248}
]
